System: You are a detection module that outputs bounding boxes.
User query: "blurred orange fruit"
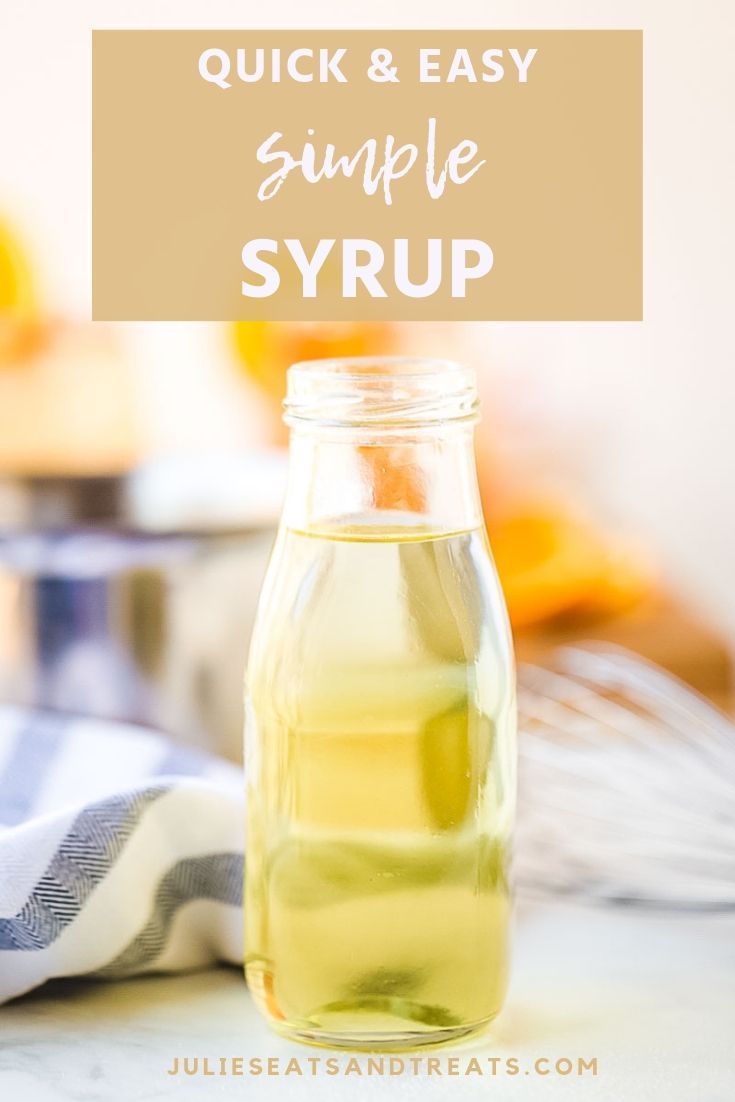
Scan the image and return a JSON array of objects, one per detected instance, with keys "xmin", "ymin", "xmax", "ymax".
[
  {"xmin": 0, "ymin": 219, "xmax": 34, "ymax": 310},
  {"xmin": 489, "ymin": 507, "xmax": 652, "ymax": 629},
  {"xmin": 359, "ymin": 445, "xmax": 428, "ymax": 514},
  {"xmin": 231, "ymin": 321, "xmax": 396, "ymax": 403},
  {"xmin": 0, "ymin": 218, "xmax": 44, "ymax": 365}
]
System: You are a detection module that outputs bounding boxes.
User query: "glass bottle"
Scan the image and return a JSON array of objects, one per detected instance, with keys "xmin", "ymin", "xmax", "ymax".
[{"xmin": 244, "ymin": 357, "xmax": 516, "ymax": 1050}]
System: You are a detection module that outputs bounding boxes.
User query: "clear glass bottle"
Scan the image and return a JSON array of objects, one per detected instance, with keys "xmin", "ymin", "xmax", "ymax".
[{"xmin": 244, "ymin": 358, "xmax": 516, "ymax": 1050}]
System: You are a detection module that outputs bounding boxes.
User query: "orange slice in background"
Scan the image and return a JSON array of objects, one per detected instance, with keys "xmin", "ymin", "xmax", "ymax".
[
  {"xmin": 0, "ymin": 218, "xmax": 44, "ymax": 365},
  {"xmin": 489, "ymin": 506, "xmax": 653, "ymax": 629},
  {"xmin": 358, "ymin": 445, "xmax": 428, "ymax": 514},
  {"xmin": 232, "ymin": 321, "xmax": 397, "ymax": 402}
]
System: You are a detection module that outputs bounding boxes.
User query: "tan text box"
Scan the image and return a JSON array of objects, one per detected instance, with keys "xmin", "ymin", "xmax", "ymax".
[{"xmin": 92, "ymin": 31, "xmax": 642, "ymax": 320}]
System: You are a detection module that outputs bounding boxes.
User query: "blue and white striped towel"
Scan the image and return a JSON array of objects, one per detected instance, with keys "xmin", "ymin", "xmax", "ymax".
[{"xmin": 0, "ymin": 705, "xmax": 244, "ymax": 1004}]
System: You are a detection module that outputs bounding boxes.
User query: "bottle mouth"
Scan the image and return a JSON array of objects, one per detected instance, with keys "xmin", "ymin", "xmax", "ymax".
[{"xmin": 283, "ymin": 357, "xmax": 479, "ymax": 429}]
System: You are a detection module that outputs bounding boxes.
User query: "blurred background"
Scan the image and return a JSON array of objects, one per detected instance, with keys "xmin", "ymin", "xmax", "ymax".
[{"xmin": 1, "ymin": 0, "xmax": 734, "ymax": 762}]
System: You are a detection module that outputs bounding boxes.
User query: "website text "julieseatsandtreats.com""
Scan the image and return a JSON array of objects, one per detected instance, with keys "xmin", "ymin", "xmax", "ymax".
[{"xmin": 165, "ymin": 1055, "xmax": 599, "ymax": 1078}]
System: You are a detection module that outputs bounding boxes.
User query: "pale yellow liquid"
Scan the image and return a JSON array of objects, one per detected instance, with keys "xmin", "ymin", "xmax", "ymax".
[{"xmin": 245, "ymin": 522, "xmax": 515, "ymax": 1049}]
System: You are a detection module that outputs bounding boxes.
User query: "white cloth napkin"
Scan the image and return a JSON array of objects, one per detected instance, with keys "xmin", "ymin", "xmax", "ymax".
[{"xmin": 0, "ymin": 706, "xmax": 244, "ymax": 1004}]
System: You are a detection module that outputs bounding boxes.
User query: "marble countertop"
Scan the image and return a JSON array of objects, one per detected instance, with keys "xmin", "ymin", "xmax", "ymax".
[{"xmin": 1, "ymin": 901, "xmax": 733, "ymax": 1101}]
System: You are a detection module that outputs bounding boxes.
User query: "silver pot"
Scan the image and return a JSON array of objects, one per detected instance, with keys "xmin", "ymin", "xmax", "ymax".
[{"xmin": 0, "ymin": 473, "xmax": 278, "ymax": 762}]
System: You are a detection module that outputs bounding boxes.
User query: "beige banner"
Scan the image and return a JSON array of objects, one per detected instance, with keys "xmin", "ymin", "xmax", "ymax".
[{"xmin": 92, "ymin": 31, "xmax": 642, "ymax": 320}]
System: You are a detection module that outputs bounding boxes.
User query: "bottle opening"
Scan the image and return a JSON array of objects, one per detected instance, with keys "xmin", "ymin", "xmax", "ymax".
[{"xmin": 283, "ymin": 357, "xmax": 479, "ymax": 429}]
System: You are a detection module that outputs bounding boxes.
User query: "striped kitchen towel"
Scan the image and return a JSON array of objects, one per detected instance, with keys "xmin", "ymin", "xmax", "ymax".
[{"xmin": 0, "ymin": 705, "xmax": 244, "ymax": 1004}]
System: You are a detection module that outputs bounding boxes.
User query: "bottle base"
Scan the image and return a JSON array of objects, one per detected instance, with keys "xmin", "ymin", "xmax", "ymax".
[{"xmin": 271, "ymin": 1017, "xmax": 495, "ymax": 1053}]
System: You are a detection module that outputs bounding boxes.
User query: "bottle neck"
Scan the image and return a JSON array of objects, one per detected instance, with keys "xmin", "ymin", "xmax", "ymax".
[{"xmin": 282, "ymin": 424, "xmax": 483, "ymax": 536}]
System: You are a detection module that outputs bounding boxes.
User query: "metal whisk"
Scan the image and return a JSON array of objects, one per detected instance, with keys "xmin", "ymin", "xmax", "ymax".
[{"xmin": 516, "ymin": 644, "xmax": 735, "ymax": 909}]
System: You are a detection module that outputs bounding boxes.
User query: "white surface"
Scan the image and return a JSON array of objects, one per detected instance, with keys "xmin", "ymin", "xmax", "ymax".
[{"xmin": 1, "ymin": 900, "xmax": 733, "ymax": 1100}]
